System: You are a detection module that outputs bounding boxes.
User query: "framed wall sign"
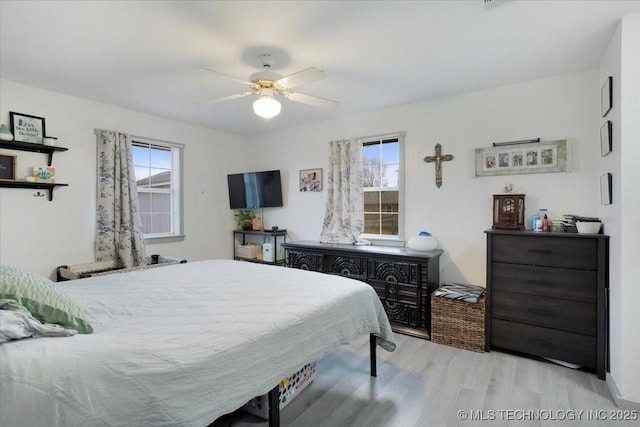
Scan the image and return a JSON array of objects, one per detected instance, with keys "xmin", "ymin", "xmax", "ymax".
[
  {"xmin": 601, "ymin": 76, "xmax": 612, "ymax": 118},
  {"xmin": 0, "ymin": 154, "xmax": 17, "ymax": 180},
  {"xmin": 299, "ymin": 168, "xmax": 322, "ymax": 192},
  {"xmin": 475, "ymin": 139, "xmax": 569, "ymax": 177},
  {"xmin": 600, "ymin": 173, "xmax": 612, "ymax": 205},
  {"xmin": 600, "ymin": 121, "xmax": 612, "ymax": 157},
  {"xmin": 9, "ymin": 112, "xmax": 46, "ymax": 144}
]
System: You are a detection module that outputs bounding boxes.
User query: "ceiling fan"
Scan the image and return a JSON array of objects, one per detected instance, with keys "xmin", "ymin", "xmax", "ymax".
[{"xmin": 195, "ymin": 54, "xmax": 339, "ymax": 119}]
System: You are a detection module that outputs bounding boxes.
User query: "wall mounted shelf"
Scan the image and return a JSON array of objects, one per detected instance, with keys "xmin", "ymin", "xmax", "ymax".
[
  {"xmin": 0, "ymin": 181, "xmax": 69, "ymax": 201},
  {"xmin": 0, "ymin": 140, "xmax": 68, "ymax": 166}
]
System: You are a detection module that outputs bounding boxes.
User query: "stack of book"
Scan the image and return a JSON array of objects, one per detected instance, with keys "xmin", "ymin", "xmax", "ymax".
[{"xmin": 562, "ymin": 214, "xmax": 601, "ymax": 233}]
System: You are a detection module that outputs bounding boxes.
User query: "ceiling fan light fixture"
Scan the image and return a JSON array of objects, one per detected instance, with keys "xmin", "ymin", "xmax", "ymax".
[{"xmin": 253, "ymin": 93, "xmax": 281, "ymax": 119}]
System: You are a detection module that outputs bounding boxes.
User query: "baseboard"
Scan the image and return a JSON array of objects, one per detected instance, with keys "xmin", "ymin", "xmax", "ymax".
[{"xmin": 607, "ymin": 375, "xmax": 640, "ymax": 410}]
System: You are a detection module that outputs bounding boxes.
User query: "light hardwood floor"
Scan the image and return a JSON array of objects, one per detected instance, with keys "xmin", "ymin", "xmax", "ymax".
[{"xmin": 212, "ymin": 334, "xmax": 630, "ymax": 426}]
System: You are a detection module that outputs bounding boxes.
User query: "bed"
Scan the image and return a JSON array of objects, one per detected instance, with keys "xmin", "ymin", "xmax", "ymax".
[{"xmin": 0, "ymin": 259, "xmax": 396, "ymax": 427}]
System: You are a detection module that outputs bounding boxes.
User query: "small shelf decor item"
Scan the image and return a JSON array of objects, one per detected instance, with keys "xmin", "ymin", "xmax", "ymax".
[
  {"xmin": 600, "ymin": 173, "xmax": 612, "ymax": 205},
  {"xmin": 0, "ymin": 154, "xmax": 17, "ymax": 180},
  {"xmin": 299, "ymin": 168, "xmax": 322, "ymax": 192},
  {"xmin": 0, "ymin": 123, "xmax": 14, "ymax": 141},
  {"xmin": 9, "ymin": 112, "xmax": 46, "ymax": 144},
  {"xmin": 492, "ymin": 193, "xmax": 525, "ymax": 230},
  {"xmin": 234, "ymin": 209, "xmax": 256, "ymax": 230},
  {"xmin": 601, "ymin": 76, "xmax": 612, "ymax": 118},
  {"xmin": 600, "ymin": 121, "xmax": 612, "ymax": 157},
  {"xmin": 475, "ymin": 139, "xmax": 569, "ymax": 177},
  {"xmin": 32, "ymin": 166, "xmax": 55, "ymax": 183}
]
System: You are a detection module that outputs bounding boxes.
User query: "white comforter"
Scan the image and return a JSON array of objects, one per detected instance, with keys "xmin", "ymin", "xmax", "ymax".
[{"xmin": 0, "ymin": 260, "xmax": 395, "ymax": 427}]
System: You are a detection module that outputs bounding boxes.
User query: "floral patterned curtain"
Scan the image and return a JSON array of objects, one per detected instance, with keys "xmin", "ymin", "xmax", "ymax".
[
  {"xmin": 319, "ymin": 139, "xmax": 364, "ymax": 244},
  {"xmin": 95, "ymin": 130, "xmax": 147, "ymax": 268}
]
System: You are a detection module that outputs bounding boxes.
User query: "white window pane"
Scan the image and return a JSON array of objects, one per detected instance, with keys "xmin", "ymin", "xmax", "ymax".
[
  {"xmin": 140, "ymin": 213, "xmax": 152, "ymax": 234},
  {"xmin": 381, "ymin": 214, "xmax": 399, "ymax": 235},
  {"xmin": 381, "ymin": 142, "xmax": 399, "ymax": 163},
  {"xmin": 151, "ymin": 213, "xmax": 171, "ymax": 233},
  {"xmin": 362, "ymin": 144, "xmax": 380, "ymax": 164},
  {"xmin": 383, "ymin": 165, "xmax": 399, "ymax": 187},
  {"xmin": 361, "ymin": 135, "xmax": 403, "ymax": 239},
  {"xmin": 151, "ymin": 193, "xmax": 171, "ymax": 212},
  {"xmin": 363, "ymin": 164, "xmax": 385, "ymax": 187},
  {"xmin": 150, "ymin": 147, "xmax": 171, "ymax": 169},
  {"xmin": 364, "ymin": 192, "xmax": 380, "ymax": 213},
  {"xmin": 381, "ymin": 191, "xmax": 398, "ymax": 212},
  {"xmin": 135, "ymin": 166, "xmax": 151, "ymax": 185},
  {"xmin": 132, "ymin": 145, "xmax": 149, "ymax": 166},
  {"xmin": 138, "ymin": 192, "xmax": 151, "ymax": 213},
  {"xmin": 149, "ymin": 169, "xmax": 171, "ymax": 188},
  {"xmin": 133, "ymin": 140, "xmax": 182, "ymax": 238},
  {"xmin": 364, "ymin": 214, "xmax": 380, "ymax": 235}
]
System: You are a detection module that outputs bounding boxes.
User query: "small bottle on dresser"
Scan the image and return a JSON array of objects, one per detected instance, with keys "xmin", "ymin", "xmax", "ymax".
[
  {"xmin": 542, "ymin": 213, "xmax": 549, "ymax": 232},
  {"xmin": 536, "ymin": 208, "xmax": 548, "ymax": 231}
]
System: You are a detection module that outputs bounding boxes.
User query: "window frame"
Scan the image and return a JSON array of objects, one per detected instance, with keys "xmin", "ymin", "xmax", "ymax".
[
  {"xmin": 359, "ymin": 131, "xmax": 405, "ymax": 246},
  {"xmin": 131, "ymin": 136, "xmax": 185, "ymax": 244}
]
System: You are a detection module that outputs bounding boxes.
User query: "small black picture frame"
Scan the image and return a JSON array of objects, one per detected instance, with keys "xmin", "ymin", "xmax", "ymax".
[
  {"xmin": 601, "ymin": 76, "xmax": 612, "ymax": 118},
  {"xmin": 9, "ymin": 111, "xmax": 46, "ymax": 144},
  {"xmin": 600, "ymin": 172, "xmax": 612, "ymax": 205},
  {"xmin": 600, "ymin": 121, "xmax": 612, "ymax": 157},
  {"xmin": 0, "ymin": 154, "xmax": 17, "ymax": 180}
]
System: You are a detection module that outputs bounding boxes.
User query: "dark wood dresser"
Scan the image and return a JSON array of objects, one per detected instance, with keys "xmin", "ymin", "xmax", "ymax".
[
  {"xmin": 282, "ymin": 241, "xmax": 442, "ymax": 339},
  {"xmin": 485, "ymin": 230, "xmax": 609, "ymax": 379}
]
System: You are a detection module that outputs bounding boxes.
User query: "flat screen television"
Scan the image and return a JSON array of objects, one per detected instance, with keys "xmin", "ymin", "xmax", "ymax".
[{"xmin": 227, "ymin": 170, "xmax": 283, "ymax": 209}]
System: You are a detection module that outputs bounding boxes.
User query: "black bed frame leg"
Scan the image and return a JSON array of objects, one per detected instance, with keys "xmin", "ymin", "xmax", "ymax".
[
  {"xmin": 370, "ymin": 334, "xmax": 377, "ymax": 377},
  {"xmin": 268, "ymin": 385, "xmax": 280, "ymax": 427}
]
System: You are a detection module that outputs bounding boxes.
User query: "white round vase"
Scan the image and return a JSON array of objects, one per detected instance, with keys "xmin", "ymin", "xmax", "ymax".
[{"xmin": 406, "ymin": 231, "xmax": 438, "ymax": 251}]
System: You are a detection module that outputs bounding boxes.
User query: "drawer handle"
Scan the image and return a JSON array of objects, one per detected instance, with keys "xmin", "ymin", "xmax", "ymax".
[
  {"xmin": 527, "ymin": 308, "xmax": 552, "ymax": 316},
  {"xmin": 528, "ymin": 338, "xmax": 554, "ymax": 349},
  {"xmin": 528, "ymin": 249, "xmax": 552, "ymax": 255}
]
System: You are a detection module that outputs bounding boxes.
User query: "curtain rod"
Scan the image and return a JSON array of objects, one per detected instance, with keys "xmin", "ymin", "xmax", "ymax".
[
  {"xmin": 492, "ymin": 138, "xmax": 540, "ymax": 147},
  {"xmin": 94, "ymin": 129, "xmax": 184, "ymax": 148}
]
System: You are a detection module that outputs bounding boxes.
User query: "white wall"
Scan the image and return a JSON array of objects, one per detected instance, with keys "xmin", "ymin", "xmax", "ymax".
[
  {"xmin": 246, "ymin": 69, "xmax": 601, "ymax": 287},
  {"xmin": 600, "ymin": 13, "xmax": 640, "ymax": 406},
  {"xmin": 0, "ymin": 79, "xmax": 247, "ymax": 278}
]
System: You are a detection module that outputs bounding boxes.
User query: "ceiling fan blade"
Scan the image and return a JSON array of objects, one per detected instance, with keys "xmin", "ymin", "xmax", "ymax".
[
  {"xmin": 277, "ymin": 67, "xmax": 326, "ymax": 89},
  {"xmin": 193, "ymin": 92, "xmax": 253, "ymax": 106},
  {"xmin": 284, "ymin": 91, "xmax": 339, "ymax": 109},
  {"xmin": 198, "ymin": 66, "xmax": 255, "ymax": 87}
]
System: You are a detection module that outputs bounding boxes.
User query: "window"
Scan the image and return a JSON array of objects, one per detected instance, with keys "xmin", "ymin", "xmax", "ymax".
[
  {"xmin": 360, "ymin": 132, "xmax": 405, "ymax": 242},
  {"xmin": 132, "ymin": 138, "xmax": 184, "ymax": 241}
]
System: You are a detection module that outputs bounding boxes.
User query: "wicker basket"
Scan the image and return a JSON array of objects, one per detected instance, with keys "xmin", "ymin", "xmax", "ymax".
[{"xmin": 431, "ymin": 293, "xmax": 486, "ymax": 353}]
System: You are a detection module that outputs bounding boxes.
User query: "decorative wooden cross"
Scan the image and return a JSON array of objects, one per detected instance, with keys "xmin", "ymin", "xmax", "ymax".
[{"xmin": 423, "ymin": 143, "xmax": 454, "ymax": 188}]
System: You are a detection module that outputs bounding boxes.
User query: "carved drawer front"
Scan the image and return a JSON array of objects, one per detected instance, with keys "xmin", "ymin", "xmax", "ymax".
[
  {"xmin": 370, "ymin": 260, "xmax": 421, "ymax": 284},
  {"xmin": 492, "ymin": 290, "xmax": 596, "ymax": 336},
  {"xmin": 491, "ymin": 262, "xmax": 597, "ymax": 303},
  {"xmin": 369, "ymin": 280, "xmax": 419, "ymax": 305},
  {"xmin": 383, "ymin": 300, "xmax": 420, "ymax": 328},
  {"xmin": 492, "ymin": 319, "xmax": 596, "ymax": 369},
  {"xmin": 288, "ymin": 251, "xmax": 323, "ymax": 272},
  {"xmin": 368, "ymin": 260, "xmax": 422, "ymax": 305},
  {"xmin": 326, "ymin": 255, "xmax": 367, "ymax": 282},
  {"xmin": 492, "ymin": 235, "xmax": 597, "ymax": 270}
]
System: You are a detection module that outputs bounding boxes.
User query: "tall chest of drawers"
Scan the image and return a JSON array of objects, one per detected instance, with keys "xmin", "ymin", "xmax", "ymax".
[
  {"xmin": 485, "ymin": 230, "xmax": 609, "ymax": 379},
  {"xmin": 282, "ymin": 241, "xmax": 442, "ymax": 339}
]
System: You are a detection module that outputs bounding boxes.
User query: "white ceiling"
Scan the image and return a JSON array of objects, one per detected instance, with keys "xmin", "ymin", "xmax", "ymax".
[{"xmin": 1, "ymin": 1, "xmax": 639, "ymax": 136}]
